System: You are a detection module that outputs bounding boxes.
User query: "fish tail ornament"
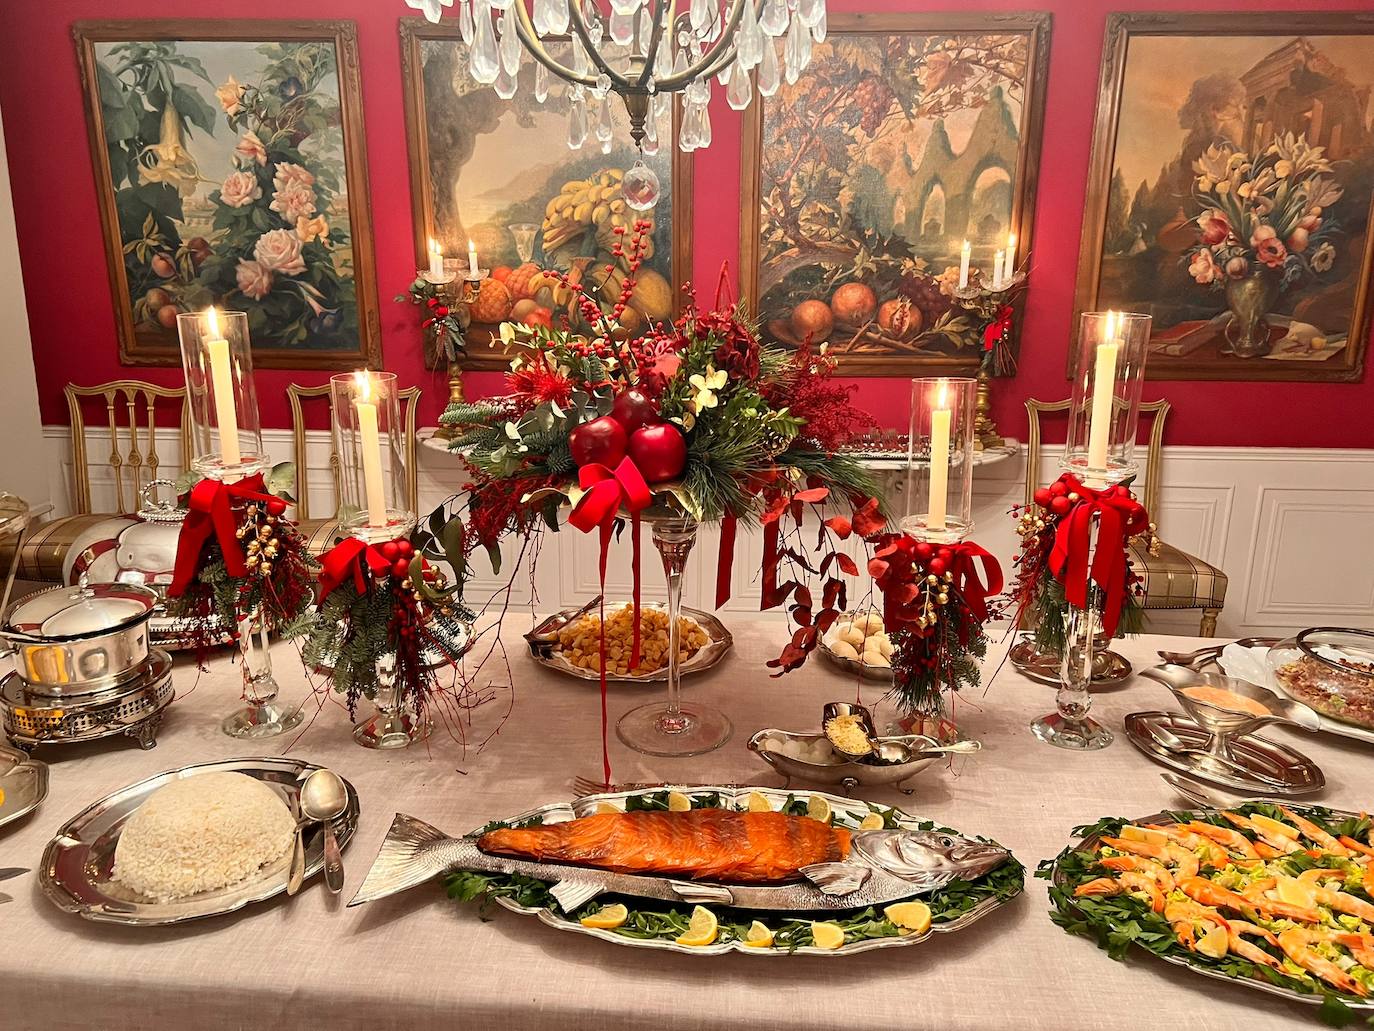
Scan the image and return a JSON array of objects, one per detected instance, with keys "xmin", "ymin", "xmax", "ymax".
[{"xmin": 347, "ymin": 813, "xmax": 474, "ymax": 907}]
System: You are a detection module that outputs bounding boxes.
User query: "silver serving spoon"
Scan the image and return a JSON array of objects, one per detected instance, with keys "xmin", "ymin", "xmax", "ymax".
[
  {"xmin": 877, "ymin": 736, "xmax": 982, "ymax": 756},
  {"xmin": 1156, "ymin": 637, "xmax": 1278, "ymax": 667},
  {"xmin": 1150, "ymin": 723, "xmax": 1288, "ymax": 788},
  {"xmin": 1161, "ymin": 771, "xmax": 1255, "ymax": 810},
  {"xmin": 821, "ymin": 701, "xmax": 878, "ymax": 759},
  {"xmin": 286, "ymin": 789, "xmax": 306, "ymax": 896},
  {"xmin": 301, "ymin": 769, "xmax": 349, "ymax": 895}
]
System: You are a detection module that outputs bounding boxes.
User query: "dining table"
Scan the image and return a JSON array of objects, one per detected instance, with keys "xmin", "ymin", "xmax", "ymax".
[{"xmin": 0, "ymin": 618, "xmax": 1365, "ymax": 1031}]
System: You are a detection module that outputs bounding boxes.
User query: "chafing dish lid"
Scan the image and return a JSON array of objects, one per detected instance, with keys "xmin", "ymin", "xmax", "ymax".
[{"xmin": 5, "ymin": 583, "xmax": 157, "ymax": 639}]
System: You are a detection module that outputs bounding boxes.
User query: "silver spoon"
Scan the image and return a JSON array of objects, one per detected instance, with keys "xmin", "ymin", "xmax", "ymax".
[
  {"xmin": 1156, "ymin": 637, "xmax": 1278, "ymax": 667},
  {"xmin": 821, "ymin": 701, "xmax": 878, "ymax": 759},
  {"xmin": 301, "ymin": 769, "xmax": 349, "ymax": 895},
  {"xmin": 878, "ymin": 736, "xmax": 982, "ymax": 756},
  {"xmin": 286, "ymin": 789, "xmax": 306, "ymax": 896},
  {"xmin": 1150, "ymin": 724, "xmax": 1288, "ymax": 788}
]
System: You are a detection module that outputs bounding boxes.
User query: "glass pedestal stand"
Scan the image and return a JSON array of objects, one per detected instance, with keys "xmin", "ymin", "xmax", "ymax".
[
  {"xmin": 617, "ymin": 516, "xmax": 733, "ymax": 757},
  {"xmin": 353, "ymin": 667, "xmax": 433, "ymax": 750},
  {"xmin": 222, "ymin": 608, "xmax": 304, "ymax": 738}
]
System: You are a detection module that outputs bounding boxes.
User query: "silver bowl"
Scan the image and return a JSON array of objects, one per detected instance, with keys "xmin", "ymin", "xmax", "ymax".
[{"xmin": 747, "ymin": 728, "xmax": 942, "ymax": 795}]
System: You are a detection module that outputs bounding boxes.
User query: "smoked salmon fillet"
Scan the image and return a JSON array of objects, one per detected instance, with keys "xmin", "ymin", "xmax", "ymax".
[{"xmin": 478, "ymin": 808, "xmax": 852, "ymax": 884}]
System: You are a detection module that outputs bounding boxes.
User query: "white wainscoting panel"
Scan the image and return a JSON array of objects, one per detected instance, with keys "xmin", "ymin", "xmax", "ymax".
[{"xmin": 38, "ymin": 426, "xmax": 1374, "ymax": 639}]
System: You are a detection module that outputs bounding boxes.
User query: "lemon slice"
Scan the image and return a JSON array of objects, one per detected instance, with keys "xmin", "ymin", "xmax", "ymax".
[
  {"xmin": 806, "ymin": 795, "xmax": 832, "ymax": 824},
  {"xmin": 667, "ymin": 790, "xmax": 693, "ymax": 812},
  {"xmin": 1120, "ymin": 825, "xmax": 1169, "ymax": 847},
  {"xmin": 742, "ymin": 920, "xmax": 775, "ymax": 948},
  {"xmin": 1275, "ymin": 875, "xmax": 1317, "ymax": 909},
  {"xmin": 1196, "ymin": 923, "xmax": 1228, "ymax": 959},
  {"xmin": 859, "ymin": 813, "xmax": 885, "ymax": 831},
  {"xmin": 1251, "ymin": 814, "xmax": 1299, "ymax": 842},
  {"xmin": 746, "ymin": 791, "xmax": 773, "ymax": 813},
  {"xmin": 810, "ymin": 921, "xmax": 845, "ymax": 949},
  {"xmin": 675, "ymin": 905, "xmax": 719, "ymax": 947},
  {"xmin": 593, "ymin": 801, "xmax": 619, "ymax": 815},
  {"xmin": 580, "ymin": 903, "xmax": 629, "ymax": 929},
  {"xmin": 884, "ymin": 900, "xmax": 932, "ymax": 935}
]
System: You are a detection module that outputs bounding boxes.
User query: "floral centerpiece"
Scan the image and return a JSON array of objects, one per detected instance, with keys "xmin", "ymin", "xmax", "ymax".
[{"xmin": 1187, "ymin": 132, "xmax": 1342, "ymax": 357}]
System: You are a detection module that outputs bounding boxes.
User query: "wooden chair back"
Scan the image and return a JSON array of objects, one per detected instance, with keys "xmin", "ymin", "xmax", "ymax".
[
  {"xmin": 1023, "ymin": 397, "xmax": 1171, "ymax": 524},
  {"xmin": 63, "ymin": 381, "xmax": 192, "ymax": 515},
  {"xmin": 287, "ymin": 384, "xmax": 421, "ymax": 520}
]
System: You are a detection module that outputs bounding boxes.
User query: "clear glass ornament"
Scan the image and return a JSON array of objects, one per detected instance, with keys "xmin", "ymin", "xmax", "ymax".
[
  {"xmin": 610, "ymin": 7, "xmax": 634, "ymax": 44},
  {"xmin": 698, "ymin": 100, "xmax": 712, "ymax": 147},
  {"xmin": 645, "ymin": 106, "xmax": 659, "ymax": 143},
  {"xmin": 760, "ymin": 0, "xmax": 788, "ymax": 36},
  {"xmin": 637, "ymin": 8, "xmax": 652, "ymax": 52},
  {"xmin": 680, "ymin": 102, "xmax": 702, "ymax": 151},
  {"xmin": 672, "ymin": 43, "xmax": 688, "ymax": 78},
  {"xmin": 534, "ymin": 60, "xmax": 550, "ymax": 102},
  {"xmin": 735, "ymin": 0, "xmax": 764, "ymax": 68},
  {"xmin": 811, "ymin": 6, "xmax": 826, "ymax": 43},
  {"xmin": 653, "ymin": 32, "xmax": 673, "ymax": 78},
  {"xmin": 587, "ymin": 15, "xmax": 603, "ymax": 46},
  {"xmin": 645, "ymin": 74, "xmax": 657, "ymax": 94},
  {"xmin": 689, "ymin": 0, "xmax": 713, "ymax": 35},
  {"xmin": 652, "ymin": 91, "xmax": 670, "ymax": 124},
  {"xmin": 493, "ymin": 60, "xmax": 519, "ymax": 99},
  {"xmin": 595, "ymin": 71, "xmax": 612, "ymax": 95},
  {"xmin": 686, "ymin": 76, "xmax": 709, "ymax": 105},
  {"xmin": 601, "ymin": 136, "xmax": 613, "ymax": 154},
  {"xmin": 533, "ymin": 0, "xmax": 556, "ymax": 35},
  {"xmin": 783, "ymin": 15, "xmax": 802, "ymax": 84},
  {"xmin": 470, "ymin": 1, "xmax": 500, "ymax": 84},
  {"xmin": 610, "ymin": 0, "xmax": 642, "ymax": 14},
  {"xmin": 623, "ymin": 159, "xmax": 660, "ymax": 209},
  {"xmin": 717, "ymin": 59, "xmax": 732, "ymax": 86},
  {"xmin": 798, "ymin": 0, "xmax": 823, "ymax": 27},
  {"xmin": 567, "ymin": 88, "xmax": 588, "ymax": 148},
  {"xmin": 548, "ymin": 0, "xmax": 570, "ymax": 34},
  {"xmin": 499, "ymin": 7, "xmax": 522, "ymax": 76},
  {"xmin": 726, "ymin": 55, "xmax": 752, "ymax": 109},
  {"xmin": 459, "ymin": 0, "xmax": 476, "ymax": 44},
  {"xmin": 642, "ymin": 133, "xmax": 660, "ymax": 156},
  {"xmin": 572, "ymin": 36, "xmax": 591, "ymax": 76},
  {"xmin": 757, "ymin": 38, "xmax": 780, "ymax": 96},
  {"xmin": 595, "ymin": 92, "xmax": 614, "ymax": 142}
]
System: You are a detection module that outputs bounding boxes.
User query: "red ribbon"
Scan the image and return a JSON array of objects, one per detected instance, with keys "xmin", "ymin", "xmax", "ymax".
[
  {"xmin": 168, "ymin": 473, "xmax": 273, "ymax": 597},
  {"xmin": 945, "ymin": 541, "xmax": 1004, "ymax": 625},
  {"xmin": 567, "ymin": 457, "xmax": 652, "ymax": 788},
  {"xmin": 715, "ymin": 513, "xmax": 737, "ymax": 609},
  {"xmin": 1048, "ymin": 475, "xmax": 1149, "ymax": 639},
  {"xmin": 983, "ymin": 303, "xmax": 1014, "ymax": 352},
  {"xmin": 319, "ymin": 537, "xmax": 392, "ymax": 599}
]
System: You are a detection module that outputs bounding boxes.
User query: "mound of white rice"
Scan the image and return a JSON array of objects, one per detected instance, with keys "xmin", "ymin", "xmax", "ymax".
[{"xmin": 112, "ymin": 771, "xmax": 295, "ymax": 901}]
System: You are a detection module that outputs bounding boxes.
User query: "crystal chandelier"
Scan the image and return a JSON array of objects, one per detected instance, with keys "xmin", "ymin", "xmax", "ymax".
[{"xmin": 407, "ymin": 0, "xmax": 828, "ymax": 207}]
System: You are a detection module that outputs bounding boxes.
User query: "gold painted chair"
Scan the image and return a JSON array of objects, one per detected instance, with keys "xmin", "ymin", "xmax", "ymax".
[
  {"xmin": 9, "ymin": 382, "xmax": 193, "ymax": 582},
  {"xmin": 287, "ymin": 383, "xmax": 421, "ymax": 555},
  {"xmin": 1024, "ymin": 397, "xmax": 1227, "ymax": 637}
]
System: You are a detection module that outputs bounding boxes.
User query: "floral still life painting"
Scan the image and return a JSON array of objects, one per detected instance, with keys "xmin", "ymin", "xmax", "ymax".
[
  {"xmin": 741, "ymin": 13, "xmax": 1050, "ymax": 375},
  {"xmin": 401, "ymin": 20, "xmax": 689, "ymax": 370},
  {"xmin": 75, "ymin": 22, "xmax": 379, "ymax": 368},
  {"xmin": 1076, "ymin": 15, "xmax": 1374, "ymax": 381}
]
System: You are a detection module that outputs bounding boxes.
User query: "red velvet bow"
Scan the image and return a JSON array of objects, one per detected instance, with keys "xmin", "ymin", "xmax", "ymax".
[
  {"xmin": 168, "ymin": 473, "xmax": 273, "ymax": 597},
  {"xmin": 319, "ymin": 537, "xmax": 393, "ymax": 599},
  {"xmin": 945, "ymin": 541, "xmax": 1004, "ymax": 625},
  {"xmin": 983, "ymin": 304, "xmax": 1014, "ymax": 352},
  {"xmin": 1048, "ymin": 475, "xmax": 1149, "ymax": 639}
]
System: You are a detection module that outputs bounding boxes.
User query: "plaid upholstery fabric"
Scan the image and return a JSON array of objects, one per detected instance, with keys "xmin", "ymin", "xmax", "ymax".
[
  {"xmin": 1130, "ymin": 538, "xmax": 1227, "ymax": 611},
  {"xmin": 298, "ymin": 517, "xmax": 343, "ymax": 558},
  {"xmin": 1, "ymin": 513, "xmax": 136, "ymax": 584}
]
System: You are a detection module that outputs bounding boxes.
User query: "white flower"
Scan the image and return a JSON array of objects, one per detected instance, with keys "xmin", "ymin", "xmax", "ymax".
[
  {"xmin": 253, "ymin": 228, "xmax": 307, "ymax": 276},
  {"xmin": 220, "ymin": 170, "xmax": 261, "ymax": 209},
  {"xmin": 235, "ymin": 258, "xmax": 273, "ymax": 300},
  {"xmin": 688, "ymin": 365, "xmax": 728, "ymax": 411},
  {"xmin": 234, "ymin": 130, "xmax": 267, "ymax": 166}
]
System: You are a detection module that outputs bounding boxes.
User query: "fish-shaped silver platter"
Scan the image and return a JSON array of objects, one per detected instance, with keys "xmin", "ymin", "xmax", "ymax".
[
  {"xmin": 1048, "ymin": 804, "xmax": 1374, "ymax": 1011},
  {"xmin": 351, "ymin": 784, "xmax": 1021, "ymax": 957}
]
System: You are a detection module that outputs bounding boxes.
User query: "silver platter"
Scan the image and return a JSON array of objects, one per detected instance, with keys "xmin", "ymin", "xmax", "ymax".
[
  {"xmin": 0, "ymin": 748, "xmax": 48, "ymax": 831},
  {"xmin": 1009, "ymin": 636, "xmax": 1133, "ymax": 688},
  {"xmin": 526, "ymin": 603, "xmax": 732, "ymax": 684},
  {"xmin": 41, "ymin": 756, "xmax": 361, "ymax": 926},
  {"xmin": 481, "ymin": 784, "xmax": 1019, "ymax": 957},
  {"xmin": 1050, "ymin": 805, "xmax": 1374, "ymax": 1012},
  {"xmin": 818, "ymin": 611, "xmax": 892, "ymax": 683},
  {"xmin": 0, "ymin": 649, "xmax": 175, "ymax": 752},
  {"xmin": 1123, "ymin": 710, "xmax": 1324, "ymax": 795},
  {"xmin": 747, "ymin": 728, "xmax": 942, "ymax": 795}
]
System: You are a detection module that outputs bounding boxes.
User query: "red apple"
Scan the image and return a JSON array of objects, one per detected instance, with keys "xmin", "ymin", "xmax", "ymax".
[
  {"xmin": 628, "ymin": 423, "xmax": 687, "ymax": 483},
  {"xmin": 611, "ymin": 388, "xmax": 661, "ymax": 434},
  {"xmin": 569, "ymin": 415, "xmax": 628, "ymax": 468}
]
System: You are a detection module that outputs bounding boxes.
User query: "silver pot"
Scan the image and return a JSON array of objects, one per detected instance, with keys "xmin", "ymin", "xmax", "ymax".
[{"xmin": 1, "ymin": 582, "xmax": 157, "ymax": 695}]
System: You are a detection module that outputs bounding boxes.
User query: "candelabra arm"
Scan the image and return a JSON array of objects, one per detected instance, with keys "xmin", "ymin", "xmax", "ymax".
[
  {"xmin": 510, "ymin": 1, "xmax": 598, "ymax": 89},
  {"xmin": 634, "ymin": 0, "xmax": 675, "ymax": 87},
  {"xmin": 657, "ymin": 0, "xmax": 751, "ymax": 90},
  {"xmin": 568, "ymin": 0, "xmax": 635, "ymax": 89}
]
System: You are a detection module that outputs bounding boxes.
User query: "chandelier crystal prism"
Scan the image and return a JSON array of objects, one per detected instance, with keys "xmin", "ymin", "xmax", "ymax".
[{"xmin": 407, "ymin": 0, "xmax": 827, "ymax": 192}]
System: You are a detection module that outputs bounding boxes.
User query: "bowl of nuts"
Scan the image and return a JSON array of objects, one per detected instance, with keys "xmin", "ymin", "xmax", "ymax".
[{"xmin": 525, "ymin": 602, "xmax": 732, "ymax": 683}]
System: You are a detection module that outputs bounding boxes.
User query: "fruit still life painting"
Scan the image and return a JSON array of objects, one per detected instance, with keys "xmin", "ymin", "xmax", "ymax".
[{"xmin": 77, "ymin": 24, "xmax": 378, "ymax": 367}]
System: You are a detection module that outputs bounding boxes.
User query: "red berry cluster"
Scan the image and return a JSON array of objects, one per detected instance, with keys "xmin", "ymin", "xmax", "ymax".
[
  {"xmin": 377, "ymin": 537, "xmax": 416, "ymax": 579},
  {"xmin": 1031, "ymin": 478, "xmax": 1134, "ymax": 516}
]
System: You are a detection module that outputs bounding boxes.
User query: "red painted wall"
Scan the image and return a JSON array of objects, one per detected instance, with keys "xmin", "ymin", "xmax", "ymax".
[{"xmin": 3, "ymin": 0, "xmax": 1373, "ymax": 445}]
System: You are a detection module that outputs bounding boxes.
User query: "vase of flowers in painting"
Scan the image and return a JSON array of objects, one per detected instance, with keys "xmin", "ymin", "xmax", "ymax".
[{"xmin": 1223, "ymin": 265, "xmax": 1282, "ymax": 358}]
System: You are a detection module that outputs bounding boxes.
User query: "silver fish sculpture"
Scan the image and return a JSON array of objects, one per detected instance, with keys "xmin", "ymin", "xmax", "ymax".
[{"xmin": 348, "ymin": 812, "xmax": 1011, "ymax": 914}]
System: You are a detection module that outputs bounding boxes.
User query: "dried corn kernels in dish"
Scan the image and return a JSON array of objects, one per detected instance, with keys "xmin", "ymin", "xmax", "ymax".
[{"xmin": 554, "ymin": 605, "xmax": 709, "ymax": 676}]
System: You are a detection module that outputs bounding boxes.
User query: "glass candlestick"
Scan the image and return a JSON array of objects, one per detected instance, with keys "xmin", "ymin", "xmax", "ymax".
[
  {"xmin": 330, "ymin": 371, "xmax": 417, "ymax": 544},
  {"xmin": 353, "ymin": 655, "xmax": 433, "ymax": 749},
  {"xmin": 1064, "ymin": 311, "xmax": 1152, "ymax": 488},
  {"xmin": 901, "ymin": 377, "xmax": 976, "ymax": 543},
  {"xmin": 222, "ymin": 606, "xmax": 303, "ymax": 738},
  {"xmin": 616, "ymin": 516, "xmax": 732, "ymax": 756},
  {"xmin": 176, "ymin": 308, "xmax": 269, "ymax": 481}
]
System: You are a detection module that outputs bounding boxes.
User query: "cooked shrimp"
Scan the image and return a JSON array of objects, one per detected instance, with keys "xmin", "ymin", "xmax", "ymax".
[
  {"xmin": 1100, "ymin": 836, "xmax": 1200, "ymax": 878},
  {"xmin": 1074, "ymin": 873, "xmax": 1164, "ymax": 912},
  {"xmin": 1222, "ymin": 812, "xmax": 1302, "ymax": 853},
  {"xmin": 1075, "ymin": 877, "xmax": 1125, "ymax": 898},
  {"xmin": 1226, "ymin": 921, "xmax": 1284, "ymax": 971},
  {"xmin": 1178, "ymin": 875, "xmax": 1324, "ymax": 924},
  {"xmin": 1312, "ymin": 884, "xmax": 1374, "ymax": 923},
  {"xmin": 1184, "ymin": 821, "xmax": 1261, "ymax": 860},
  {"xmin": 1278, "ymin": 928, "xmax": 1371, "ymax": 997},
  {"xmin": 1278, "ymin": 806, "xmax": 1350, "ymax": 856},
  {"xmin": 1100, "ymin": 854, "xmax": 1176, "ymax": 891},
  {"xmin": 1340, "ymin": 836, "xmax": 1374, "ymax": 860},
  {"xmin": 1145, "ymin": 823, "xmax": 1228, "ymax": 868},
  {"xmin": 1163, "ymin": 898, "xmax": 1228, "ymax": 950}
]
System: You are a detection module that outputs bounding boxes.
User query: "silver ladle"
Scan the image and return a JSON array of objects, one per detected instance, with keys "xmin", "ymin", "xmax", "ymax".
[{"xmin": 300, "ymin": 769, "xmax": 349, "ymax": 895}]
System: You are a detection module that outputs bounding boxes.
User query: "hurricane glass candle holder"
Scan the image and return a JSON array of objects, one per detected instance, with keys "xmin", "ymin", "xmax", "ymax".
[
  {"xmin": 330, "ymin": 371, "xmax": 416, "ymax": 544},
  {"xmin": 176, "ymin": 309, "xmax": 268, "ymax": 481},
  {"xmin": 1064, "ymin": 312, "xmax": 1152, "ymax": 488},
  {"xmin": 901, "ymin": 377, "xmax": 976, "ymax": 544}
]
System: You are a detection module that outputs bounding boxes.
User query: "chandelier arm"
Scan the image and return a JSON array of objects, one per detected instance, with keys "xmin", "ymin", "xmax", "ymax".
[
  {"xmin": 509, "ymin": 1, "xmax": 598, "ymax": 89},
  {"xmin": 634, "ymin": 0, "xmax": 675, "ymax": 89},
  {"xmin": 656, "ymin": 0, "xmax": 752, "ymax": 91},
  {"xmin": 567, "ymin": 0, "xmax": 635, "ymax": 90}
]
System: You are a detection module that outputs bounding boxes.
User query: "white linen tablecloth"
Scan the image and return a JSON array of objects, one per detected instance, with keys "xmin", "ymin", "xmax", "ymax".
[{"xmin": 0, "ymin": 621, "xmax": 1363, "ymax": 1031}]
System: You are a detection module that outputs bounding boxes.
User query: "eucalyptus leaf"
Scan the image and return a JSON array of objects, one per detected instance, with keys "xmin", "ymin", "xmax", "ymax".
[
  {"xmin": 486, "ymin": 542, "xmax": 502, "ymax": 576},
  {"xmin": 266, "ymin": 461, "xmax": 297, "ymax": 502}
]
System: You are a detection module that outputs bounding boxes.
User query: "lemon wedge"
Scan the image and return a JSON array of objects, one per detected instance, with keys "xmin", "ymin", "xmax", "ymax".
[
  {"xmin": 1275, "ymin": 875, "xmax": 1317, "ymax": 909},
  {"xmin": 746, "ymin": 791, "xmax": 773, "ymax": 813},
  {"xmin": 883, "ymin": 900, "xmax": 932, "ymax": 935},
  {"xmin": 742, "ymin": 920, "xmax": 775, "ymax": 948},
  {"xmin": 1120, "ymin": 825, "xmax": 1169, "ymax": 847},
  {"xmin": 806, "ymin": 795, "xmax": 832, "ymax": 824},
  {"xmin": 859, "ymin": 813, "xmax": 885, "ymax": 831},
  {"xmin": 580, "ymin": 903, "xmax": 629, "ymax": 929},
  {"xmin": 667, "ymin": 790, "xmax": 693, "ymax": 812},
  {"xmin": 810, "ymin": 921, "xmax": 845, "ymax": 949},
  {"xmin": 1251, "ymin": 814, "xmax": 1299, "ymax": 842},
  {"xmin": 1196, "ymin": 923, "xmax": 1228, "ymax": 959},
  {"xmin": 675, "ymin": 905, "xmax": 719, "ymax": 947},
  {"xmin": 593, "ymin": 801, "xmax": 619, "ymax": 815}
]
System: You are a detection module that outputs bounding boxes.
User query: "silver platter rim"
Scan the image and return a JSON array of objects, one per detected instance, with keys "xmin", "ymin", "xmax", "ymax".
[
  {"xmin": 475, "ymin": 783, "xmax": 1019, "ymax": 957},
  {"xmin": 1123, "ymin": 710, "xmax": 1324, "ymax": 796},
  {"xmin": 1008, "ymin": 636, "xmax": 1133, "ymax": 688},
  {"xmin": 0, "ymin": 751, "xmax": 49, "ymax": 831},
  {"xmin": 40, "ymin": 756, "xmax": 360, "ymax": 926},
  {"xmin": 1051, "ymin": 805, "xmax": 1374, "ymax": 1011},
  {"xmin": 527, "ymin": 603, "xmax": 732, "ymax": 685}
]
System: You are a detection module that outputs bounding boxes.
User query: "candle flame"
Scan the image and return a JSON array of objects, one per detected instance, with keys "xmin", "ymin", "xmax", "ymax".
[
  {"xmin": 1007, "ymin": 233, "xmax": 1017, "ymax": 249},
  {"xmin": 961, "ymin": 239, "xmax": 970, "ymax": 252},
  {"xmin": 206, "ymin": 306, "xmax": 220, "ymax": 337},
  {"xmin": 429, "ymin": 237, "xmax": 441, "ymax": 257},
  {"xmin": 353, "ymin": 369, "xmax": 372, "ymax": 402},
  {"xmin": 936, "ymin": 379, "xmax": 949, "ymax": 410},
  {"xmin": 468, "ymin": 238, "xmax": 476, "ymax": 250}
]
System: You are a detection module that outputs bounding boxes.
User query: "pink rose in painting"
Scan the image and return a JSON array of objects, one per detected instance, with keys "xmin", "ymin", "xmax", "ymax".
[
  {"xmin": 1188, "ymin": 248, "xmax": 1219, "ymax": 285},
  {"xmin": 215, "ymin": 75, "xmax": 245, "ymax": 116},
  {"xmin": 253, "ymin": 229, "xmax": 307, "ymax": 276},
  {"xmin": 1226, "ymin": 256, "xmax": 1249, "ymax": 278},
  {"xmin": 273, "ymin": 163, "xmax": 316, "ymax": 191},
  {"xmin": 235, "ymin": 258, "xmax": 274, "ymax": 300},
  {"xmin": 1250, "ymin": 223, "xmax": 1277, "ymax": 248},
  {"xmin": 1287, "ymin": 227, "xmax": 1310, "ymax": 253},
  {"xmin": 270, "ymin": 183, "xmax": 317, "ymax": 223},
  {"xmin": 1198, "ymin": 210, "xmax": 1230, "ymax": 246},
  {"xmin": 1298, "ymin": 214, "xmax": 1322, "ymax": 232},
  {"xmin": 1256, "ymin": 236, "xmax": 1287, "ymax": 269},
  {"xmin": 235, "ymin": 130, "xmax": 268, "ymax": 166},
  {"xmin": 220, "ymin": 170, "xmax": 261, "ymax": 209},
  {"xmin": 295, "ymin": 214, "xmax": 329, "ymax": 244}
]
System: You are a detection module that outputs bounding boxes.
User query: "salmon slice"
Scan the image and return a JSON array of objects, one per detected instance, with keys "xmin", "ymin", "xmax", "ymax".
[{"xmin": 478, "ymin": 809, "xmax": 853, "ymax": 884}]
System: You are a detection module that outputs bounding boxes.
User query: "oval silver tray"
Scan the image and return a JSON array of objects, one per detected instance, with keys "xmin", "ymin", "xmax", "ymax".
[
  {"xmin": 747, "ymin": 729, "xmax": 943, "ymax": 794},
  {"xmin": 0, "ymin": 748, "xmax": 48, "ymax": 831},
  {"xmin": 40, "ymin": 756, "xmax": 360, "ymax": 926},
  {"xmin": 1049, "ymin": 804, "xmax": 1374, "ymax": 1012},
  {"xmin": 1123, "ymin": 711, "xmax": 1324, "ymax": 796},
  {"xmin": 818, "ymin": 611, "xmax": 893, "ymax": 683},
  {"xmin": 483, "ymin": 784, "xmax": 1019, "ymax": 956},
  {"xmin": 526, "ymin": 603, "xmax": 732, "ymax": 684}
]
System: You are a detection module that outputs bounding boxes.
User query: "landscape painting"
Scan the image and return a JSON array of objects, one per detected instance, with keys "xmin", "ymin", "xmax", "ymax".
[
  {"xmin": 74, "ymin": 21, "xmax": 379, "ymax": 368},
  {"xmin": 1076, "ymin": 14, "xmax": 1374, "ymax": 381},
  {"xmin": 401, "ymin": 19, "xmax": 691, "ymax": 370},
  {"xmin": 741, "ymin": 13, "xmax": 1050, "ymax": 375}
]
